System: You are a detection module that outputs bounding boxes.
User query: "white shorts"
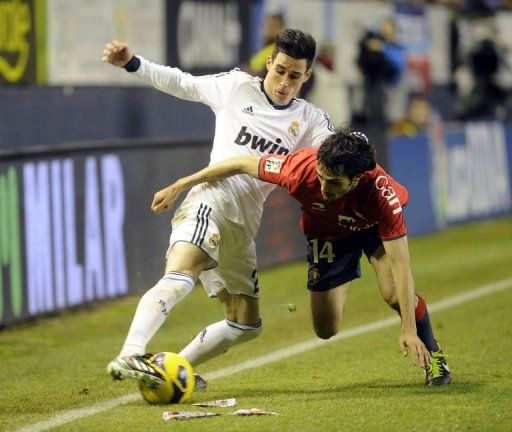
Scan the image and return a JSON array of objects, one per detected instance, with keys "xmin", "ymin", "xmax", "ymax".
[{"xmin": 168, "ymin": 201, "xmax": 259, "ymax": 299}]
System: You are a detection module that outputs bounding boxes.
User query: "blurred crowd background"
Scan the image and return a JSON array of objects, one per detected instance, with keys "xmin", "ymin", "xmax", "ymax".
[{"xmin": 1, "ymin": 0, "xmax": 512, "ymax": 156}]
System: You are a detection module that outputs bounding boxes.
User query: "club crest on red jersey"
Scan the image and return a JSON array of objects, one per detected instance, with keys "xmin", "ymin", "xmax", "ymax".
[{"xmin": 308, "ymin": 268, "xmax": 320, "ymax": 284}]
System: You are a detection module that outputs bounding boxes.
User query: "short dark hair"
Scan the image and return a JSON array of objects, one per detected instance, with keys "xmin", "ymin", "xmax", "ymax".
[
  {"xmin": 317, "ymin": 128, "xmax": 377, "ymax": 178},
  {"xmin": 272, "ymin": 29, "xmax": 316, "ymax": 69}
]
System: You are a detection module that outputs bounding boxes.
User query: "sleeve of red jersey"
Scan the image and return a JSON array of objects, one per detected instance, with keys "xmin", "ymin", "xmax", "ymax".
[
  {"xmin": 373, "ymin": 176, "xmax": 409, "ymax": 241},
  {"xmin": 258, "ymin": 154, "xmax": 294, "ymax": 189},
  {"xmin": 379, "ymin": 207, "xmax": 407, "ymax": 241}
]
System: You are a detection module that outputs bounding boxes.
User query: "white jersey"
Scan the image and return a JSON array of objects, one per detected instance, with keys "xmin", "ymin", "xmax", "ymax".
[{"xmin": 135, "ymin": 56, "xmax": 334, "ymax": 237}]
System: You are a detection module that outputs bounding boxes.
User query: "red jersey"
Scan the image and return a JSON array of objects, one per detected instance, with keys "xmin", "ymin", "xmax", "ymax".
[{"xmin": 258, "ymin": 148, "xmax": 408, "ymax": 241}]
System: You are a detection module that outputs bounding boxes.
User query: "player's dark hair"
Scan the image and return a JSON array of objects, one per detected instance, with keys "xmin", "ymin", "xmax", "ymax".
[
  {"xmin": 317, "ymin": 128, "xmax": 377, "ymax": 179},
  {"xmin": 272, "ymin": 29, "xmax": 316, "ymax": 69}
]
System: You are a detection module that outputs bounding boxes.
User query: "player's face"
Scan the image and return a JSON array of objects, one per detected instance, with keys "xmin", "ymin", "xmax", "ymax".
[
  {"xmin": 264, "ymin": 52, "xmax": 311, "ymax": 105},
  {"xmin": 316, "ymin": 163, "xmax": 361, "ymax": 201}
]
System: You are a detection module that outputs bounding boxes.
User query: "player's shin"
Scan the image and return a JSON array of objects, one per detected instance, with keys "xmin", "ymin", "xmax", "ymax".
[
  {"xmin": 179, "ymin": 318, "xmax": 262, "ymax": 366},
  {"xmin": 120, "ymin": 272, "xmax": 195, "ymax": 356},
  {"xmin": 414, "ymin": 294, "xmax": 439, "ymax": 352}
]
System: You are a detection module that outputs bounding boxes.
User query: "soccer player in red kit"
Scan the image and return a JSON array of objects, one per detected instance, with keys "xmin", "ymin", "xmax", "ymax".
[{"xmin": 152, "ymin": 128, "xmax": 451, "ymax": 386}]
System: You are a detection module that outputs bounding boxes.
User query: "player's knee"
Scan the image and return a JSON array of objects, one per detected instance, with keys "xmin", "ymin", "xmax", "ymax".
[
  {"xmin": 241, "ymin": 322, "xmax": 263, "ymax": 342},
  {"xmin": 226, "ymin": 318, "xmax": 263, "ymax": 344},
  {"xmin": 314, "ymin": 324, "xmax": 339, "ymax": 340},
  {"xmin": 146, "ymin": 272, "xmax": 195, "ymax": 307}
]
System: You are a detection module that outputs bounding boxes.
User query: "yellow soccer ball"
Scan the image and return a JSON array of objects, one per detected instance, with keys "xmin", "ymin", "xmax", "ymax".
[{"xmin": 138, "ymin": 352, "xmax": 195, "ymax": 404}]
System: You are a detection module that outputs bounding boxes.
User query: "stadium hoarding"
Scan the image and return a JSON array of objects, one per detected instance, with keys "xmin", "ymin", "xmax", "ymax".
[
  {"xmin": 0, "ymin": 0, "xmax": 46, "ymax": 85},
  {"xmin": 388, "ymin": 121, "xmax": 512, "ymax": 236},
  {"xmin": 0, "ymin": 141, "xmax": 304, "ymax": 326},
  {"xmin": 0, "ymin": 153, "xmax": 130, "ymax": 326}
]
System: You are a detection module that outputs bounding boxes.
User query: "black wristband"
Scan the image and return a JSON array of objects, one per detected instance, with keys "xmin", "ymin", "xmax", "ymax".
[{"xmin": 124, "ymin": 56, "xmax": 141, "ymax": 72}]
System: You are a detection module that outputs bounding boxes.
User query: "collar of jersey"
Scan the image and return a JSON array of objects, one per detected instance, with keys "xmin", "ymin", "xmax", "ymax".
[{"xmin": 260, "ymin": 81, "xmax": 295, "ymax": 110}]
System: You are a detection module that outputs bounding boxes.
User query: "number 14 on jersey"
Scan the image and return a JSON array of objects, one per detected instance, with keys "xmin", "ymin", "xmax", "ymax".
[{"xmin": 309, "ymin": 239, "xmax": 335, "ymax": 263}]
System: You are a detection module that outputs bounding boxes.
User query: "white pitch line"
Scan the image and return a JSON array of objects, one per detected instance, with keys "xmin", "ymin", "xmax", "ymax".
[{"xmin": 10, "ymin": 277, "xmax": 512, "ymax": 432}]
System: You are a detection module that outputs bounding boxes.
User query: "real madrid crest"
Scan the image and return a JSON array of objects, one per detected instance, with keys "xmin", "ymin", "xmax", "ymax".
[
  {"xmin": 288, "ymin": 120, "xmax": 300, "ymax": 138},
  {"xmin": 209, "ymin": 233, "xmax": 220, "ymax": 247}
]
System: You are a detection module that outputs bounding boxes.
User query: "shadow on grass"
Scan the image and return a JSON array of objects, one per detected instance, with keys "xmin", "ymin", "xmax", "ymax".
[
  {"xmin": 1, "ymin": 377, "xmax": 485, "ymax": 418},
  {"xmin": 208, "ymin": 379, "xmax": 484, "ymax": 401}
]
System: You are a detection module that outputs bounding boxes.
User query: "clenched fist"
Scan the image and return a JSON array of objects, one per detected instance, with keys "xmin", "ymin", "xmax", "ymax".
[
  {"xmin": 102, "ymin": 39, "xmax": 133, "ymax": 67},
  {"xmin": 151, "ymin": 183, "xmax": 183, "ymax": 215}
]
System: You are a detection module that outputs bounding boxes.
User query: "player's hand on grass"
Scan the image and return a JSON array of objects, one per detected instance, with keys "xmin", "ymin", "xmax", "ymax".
[
  {"xmin": 102, "ymin": 40, "xmax": 133, "ymax": 67},
  {"xmin": 151, "ymin": 184, "xmax": 181, "ymax": 214},
  {"xmin": 399, "ymin": 332, "xmax": 431, "ymax": 367}
]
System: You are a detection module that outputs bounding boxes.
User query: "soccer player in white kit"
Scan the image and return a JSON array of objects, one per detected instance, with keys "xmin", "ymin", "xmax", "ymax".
[{"xmin": 102, "ymin": 29, "xmax": 334, "ymax": 386}]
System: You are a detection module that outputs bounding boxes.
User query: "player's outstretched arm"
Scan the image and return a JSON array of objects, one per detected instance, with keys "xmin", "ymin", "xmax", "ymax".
[
  {"xmin": 102, "ymin": 39, "xmax": 133, "ymax": 68},
  {"xmin": 151, "ymin": 156, "xmax": 261, "ymax": 214},
  {"xmin": 383, "ymin": 236, "xmax": 431, "ymax": 367}
]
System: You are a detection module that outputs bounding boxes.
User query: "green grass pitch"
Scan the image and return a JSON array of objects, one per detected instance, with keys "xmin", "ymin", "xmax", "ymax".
[{"xmin": 1, "ymin": 217, "xmax": 511, "ymax": 431}]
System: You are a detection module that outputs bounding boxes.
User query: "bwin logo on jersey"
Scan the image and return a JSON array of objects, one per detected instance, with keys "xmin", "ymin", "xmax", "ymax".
[{"xmin": 235, "ymin": 126, "xmax": 289, "ymax": 155}]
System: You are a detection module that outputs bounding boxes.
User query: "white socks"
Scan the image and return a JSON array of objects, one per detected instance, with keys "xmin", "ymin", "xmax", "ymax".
[
  {"xmin": 120, "ymin": 272, "xmax": 195, "ymax": 357},
  {"xmin": 179, "ymin": 318, "xmax": 263, "ymax": 366},
  {"xmin": 119, "ymin": 271, "xmax": 263, "ymax": 368}
]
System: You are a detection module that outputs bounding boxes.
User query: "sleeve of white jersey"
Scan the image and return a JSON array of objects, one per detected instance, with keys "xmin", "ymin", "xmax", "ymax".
[
  {"xmin": 306, "ymin": 106, "xmax": 336, "ymax": 148},
  {"xmin": 134, "ymin": 56, "xmax": 239, "ymax": 111}
]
